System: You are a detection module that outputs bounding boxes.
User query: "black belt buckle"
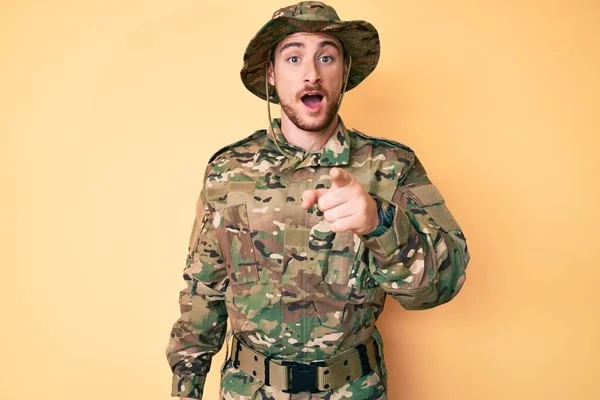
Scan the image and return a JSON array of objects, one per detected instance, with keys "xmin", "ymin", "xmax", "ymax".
[{"xmin": 281, "ymin": 360, "xmax": 324, "ymax": 394}]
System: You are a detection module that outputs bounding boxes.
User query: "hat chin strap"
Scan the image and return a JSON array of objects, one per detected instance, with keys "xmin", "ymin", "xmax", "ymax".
[{"xmin": 265, "ymin": 52, "xmax": 352, "ymax": 163}]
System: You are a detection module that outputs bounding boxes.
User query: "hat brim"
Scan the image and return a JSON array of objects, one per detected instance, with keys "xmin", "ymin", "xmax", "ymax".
[{"xmin": 240, "ymin": 17, "xmax": 380, "ymax": 104}]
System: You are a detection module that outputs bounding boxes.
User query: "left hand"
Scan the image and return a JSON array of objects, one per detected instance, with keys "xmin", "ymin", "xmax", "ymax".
[{"xmin": 301, "ymin": 167, "xmax": 379, "ymax": 236}]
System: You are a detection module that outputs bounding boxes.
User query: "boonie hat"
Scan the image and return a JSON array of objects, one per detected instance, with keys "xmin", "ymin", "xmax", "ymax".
[{"xmin": 240, "ymin": 1, "xmax": 380, "ymax": 103}]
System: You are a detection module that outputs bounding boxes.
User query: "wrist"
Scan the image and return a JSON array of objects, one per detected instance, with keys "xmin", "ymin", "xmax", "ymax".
[{"xmin": 363, "ymin": 197, "xmax": 395, "ymax": 238}]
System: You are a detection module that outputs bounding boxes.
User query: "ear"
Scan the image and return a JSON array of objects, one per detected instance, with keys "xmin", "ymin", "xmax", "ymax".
[{"xmin": 267, "ymin": 61, "xmax": 275, "ymax": 86}]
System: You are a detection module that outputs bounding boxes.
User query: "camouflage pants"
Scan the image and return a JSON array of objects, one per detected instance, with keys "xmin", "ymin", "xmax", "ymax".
[{"xmin": 219, "ymin": 359, "xmax": 387, "ymax": 400}]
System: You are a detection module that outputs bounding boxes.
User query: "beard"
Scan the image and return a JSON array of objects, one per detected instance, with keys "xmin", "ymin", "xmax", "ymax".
[{"xmin": 279, "ymin": 91, "xmax": 339, "ymax": 132}]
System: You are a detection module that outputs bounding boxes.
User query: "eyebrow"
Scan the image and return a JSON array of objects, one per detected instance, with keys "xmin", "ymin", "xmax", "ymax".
[{"xmin": 278, "ymin": 40, "xmax": 341, "ymax": 53}]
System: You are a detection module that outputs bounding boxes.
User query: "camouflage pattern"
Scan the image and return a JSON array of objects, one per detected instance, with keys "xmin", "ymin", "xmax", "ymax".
[
  {"xmin": 240, "ymin": 1, "xmax": 380, "ymax": 103},
  {"xmin": 165, "ymin": 116, "xmax": 470, "ymax": 399}
]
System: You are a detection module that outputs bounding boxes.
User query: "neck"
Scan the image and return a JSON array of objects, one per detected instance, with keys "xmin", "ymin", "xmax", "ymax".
[{"xmin": 279, "ymin": 113, "xmax": 339, "ymax": 152}]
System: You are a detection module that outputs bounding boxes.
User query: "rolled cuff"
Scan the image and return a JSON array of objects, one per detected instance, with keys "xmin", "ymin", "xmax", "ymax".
[{"xmin": 360, "ymin": 199, "xmax": 411, "ymax": 257}]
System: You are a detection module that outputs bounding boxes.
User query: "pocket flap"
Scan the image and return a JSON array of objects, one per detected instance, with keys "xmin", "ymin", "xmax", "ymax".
[
  {"xmin": 229, "ymin": 180, "xmax": 256, "ymax": 192},
  {"xmin": 403, "ymin": 183, "xmax": 461, "ymax": 232},
  {"xmin": 206, "ymin": 182, "xmax": 229, "ymax": 200},
  {"xmin": 404, "ymin": 183, "xmax": 444, "ymax": 206},
  {"xmin": 205, "ymin": 180, "xmax": 256, "ymax": 202}
]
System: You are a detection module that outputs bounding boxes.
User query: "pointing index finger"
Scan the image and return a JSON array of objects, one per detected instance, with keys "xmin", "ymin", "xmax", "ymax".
[{"xmin": 330, "ymin": 167, "xmax": 353, "ymax": 190}]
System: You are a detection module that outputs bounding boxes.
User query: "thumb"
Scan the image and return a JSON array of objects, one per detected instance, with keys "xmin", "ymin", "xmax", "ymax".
[{"xmin": 301, "ymin": 188, "xmax": 328, "ymax": 209}]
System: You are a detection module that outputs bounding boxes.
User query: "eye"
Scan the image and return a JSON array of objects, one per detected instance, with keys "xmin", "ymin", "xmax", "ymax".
[
  {"xmin": 287, "ymin": 56, "xmax": 300, "ymax": 64},
  {"xmin": 320, "ymin": 55, "xmax": 334, "ymax": 63}
]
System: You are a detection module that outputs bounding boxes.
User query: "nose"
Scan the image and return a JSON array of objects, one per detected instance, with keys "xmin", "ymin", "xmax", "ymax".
[{"xmin": 303, "ymin": 58, "xmax": 321, "ymax": 85}]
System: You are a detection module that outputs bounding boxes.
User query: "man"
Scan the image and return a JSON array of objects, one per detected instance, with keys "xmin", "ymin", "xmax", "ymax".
[{"xmin": 166, "ymin": 2, "xmax": 470, "ymax": 399}]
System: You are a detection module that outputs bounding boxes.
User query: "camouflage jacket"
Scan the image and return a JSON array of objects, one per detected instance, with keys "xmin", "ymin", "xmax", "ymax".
[{"xmin": 165, "ymin": 116, "xmax": 470, "ymax": 398}]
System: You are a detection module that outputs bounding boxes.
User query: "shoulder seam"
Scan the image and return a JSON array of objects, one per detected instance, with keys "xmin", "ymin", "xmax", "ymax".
[{"xmin": 350, "ymin": 128, "xmax": 415, "ymax": 153}]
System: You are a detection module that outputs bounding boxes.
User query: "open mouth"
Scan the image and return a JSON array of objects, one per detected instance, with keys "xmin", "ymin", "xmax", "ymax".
[{"xmin": 301, "ymin": 93, "xmax": 324, "ymax": 112}]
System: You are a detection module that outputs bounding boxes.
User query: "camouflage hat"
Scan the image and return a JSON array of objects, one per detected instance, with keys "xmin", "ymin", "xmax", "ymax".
[{"xmin": 240, "ymin": 1, "xmax": 380, "ymax": 104}]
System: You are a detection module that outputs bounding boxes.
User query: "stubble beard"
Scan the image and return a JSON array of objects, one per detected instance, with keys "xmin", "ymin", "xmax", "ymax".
[{"xmin": 279, "ymin": 94, "xmax": 339, "ymax": 132}]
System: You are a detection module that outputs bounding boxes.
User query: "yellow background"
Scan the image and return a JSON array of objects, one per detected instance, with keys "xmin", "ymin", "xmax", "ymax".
[{"xmin": 2, "ymin": 1, "xmax": 598, "ymax": 399}]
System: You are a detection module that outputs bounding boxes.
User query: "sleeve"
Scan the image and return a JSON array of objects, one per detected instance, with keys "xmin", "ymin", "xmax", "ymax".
[
  {"xmin": 359, "ymin": 154, "xmax": 470, "ymax": 310},
  {"xmin": 165, "ymin": 171, "xmax": 229, "ymax": 398}
]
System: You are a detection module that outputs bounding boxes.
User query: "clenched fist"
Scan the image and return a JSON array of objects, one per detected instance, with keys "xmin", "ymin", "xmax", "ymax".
[{"xmin": 301, "ymin": 167, "xmax": 379, "ymax": 236}]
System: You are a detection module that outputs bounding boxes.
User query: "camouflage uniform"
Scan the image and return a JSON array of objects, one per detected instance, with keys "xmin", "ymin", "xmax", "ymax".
[
  {"xmin": 166, "ymin": 117, "xmax": 470, "ymax": 399},
  {"xmin": 166, "ymin": 2, "xmax": 469, "ymax": 399}
]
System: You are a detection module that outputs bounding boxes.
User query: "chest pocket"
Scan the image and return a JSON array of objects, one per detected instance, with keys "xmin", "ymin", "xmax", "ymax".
[
  {"xmin": 207, "ymin": 181, "xmax": 259, "ymax": 285},
  {"xmin": 322, "ymin": 231, "xmax": 363, "ymax": 287}
]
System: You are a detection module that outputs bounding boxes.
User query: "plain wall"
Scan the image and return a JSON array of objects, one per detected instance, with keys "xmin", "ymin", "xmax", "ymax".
[{"xmin": 1, "ymin": 1, "xmax": 598, "ymax": 399}]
